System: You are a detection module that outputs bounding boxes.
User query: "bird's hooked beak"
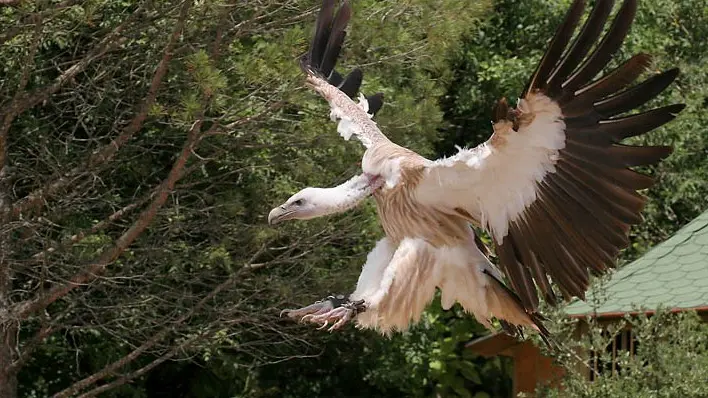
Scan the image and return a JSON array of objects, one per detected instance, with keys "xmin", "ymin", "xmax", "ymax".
[{"xmin": 268, "ymin": 204, "xmax": 294, "ymax": 225}]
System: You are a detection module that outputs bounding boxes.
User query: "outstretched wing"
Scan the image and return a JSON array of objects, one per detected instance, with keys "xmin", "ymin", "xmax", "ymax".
[
  {"xmin": 302, "ymin": 0, "xmax": 389, "ymax": 148},
  {"xmin": 414, "ymin": 0, "xmax": 684, "ymax": 310}
]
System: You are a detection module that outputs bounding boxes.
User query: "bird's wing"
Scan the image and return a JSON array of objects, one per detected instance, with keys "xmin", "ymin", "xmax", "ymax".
[
  {"xmin": 414, "ymin": 0, "xmax": 685, "ymax": 311},
  {"xmin": 301, "ymin": 0, "xmax": 389, "ymax": 148}
]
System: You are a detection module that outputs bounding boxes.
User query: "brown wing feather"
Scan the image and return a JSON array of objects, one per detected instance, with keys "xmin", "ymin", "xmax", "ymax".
[
  {"xmin": 494, "ymin": 0, "xmax": 684, "ymax": 311},
  {"xmin": 303, "ymin": 0, "xmax": 384, "ymax": 115}
]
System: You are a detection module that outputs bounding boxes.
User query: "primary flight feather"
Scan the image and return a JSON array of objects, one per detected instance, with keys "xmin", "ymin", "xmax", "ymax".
[{"xmin": 268, "ymin": 0, "xmax": 683, "ymax": 342}]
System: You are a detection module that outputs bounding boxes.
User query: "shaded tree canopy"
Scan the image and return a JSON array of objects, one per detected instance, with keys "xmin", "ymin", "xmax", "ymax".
[{"xmin": 0, "ymin": 0, "xmax": 705, "ymax": 397}]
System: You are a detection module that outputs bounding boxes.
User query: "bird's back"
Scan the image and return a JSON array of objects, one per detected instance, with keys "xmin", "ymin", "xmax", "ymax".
[{"xmin": 370, "ymin": 144, "xmax": 472, "ymax": 247}]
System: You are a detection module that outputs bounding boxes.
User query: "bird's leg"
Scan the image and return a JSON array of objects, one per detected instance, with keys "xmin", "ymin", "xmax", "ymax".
[
  {"xmin": 282, "ymin": 238, "xmax": 394, "ymax": 332},
  {"xmin": 280, "ymin": 294, "xmax": 367, "ymax": 331}
]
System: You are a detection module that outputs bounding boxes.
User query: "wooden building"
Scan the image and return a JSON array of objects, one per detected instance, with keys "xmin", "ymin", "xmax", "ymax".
[{"xmin": 467, "ymin": 209, "xmax": 708, "ymax": 397}]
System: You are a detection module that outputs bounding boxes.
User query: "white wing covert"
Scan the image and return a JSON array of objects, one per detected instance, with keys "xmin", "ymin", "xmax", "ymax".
[{"xmin": 414, "ymin": 0, "xmax": 684, "ymax": 311}]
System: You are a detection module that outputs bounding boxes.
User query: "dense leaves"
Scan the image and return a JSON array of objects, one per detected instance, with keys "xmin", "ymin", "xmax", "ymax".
[
  {"xmin": 538, "ymin": 307, "xmax": 708, "ymax": 398},
  {"xmin": 0, "ymin": 0, "xmax": 705, "ymax": 397},
  {"xmin": 440, "ymin": 0, "xmax": 708, "ymax": 259},
  {"xmin": 1, "ymin": 0, "xmax": 494, "ymax": 396}
]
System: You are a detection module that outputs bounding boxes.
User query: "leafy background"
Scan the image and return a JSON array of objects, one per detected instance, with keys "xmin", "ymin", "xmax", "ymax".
[{"xmin": 0, "ymin": 0, "xmax": 705, "ymax": 397}]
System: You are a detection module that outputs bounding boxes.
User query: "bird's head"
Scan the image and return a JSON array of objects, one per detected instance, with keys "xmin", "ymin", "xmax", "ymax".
[{"xmin": 268, "ymin": 188, "xmax": 327, "ymax": 225}]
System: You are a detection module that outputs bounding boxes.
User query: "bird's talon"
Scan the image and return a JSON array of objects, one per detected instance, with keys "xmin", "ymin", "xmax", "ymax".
[{"xmin": 280, "ymin": 295, "xmax": 367, "ymax": 331}]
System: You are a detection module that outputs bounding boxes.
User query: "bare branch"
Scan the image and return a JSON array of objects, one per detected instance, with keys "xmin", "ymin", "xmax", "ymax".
[
  {"xmin": 10, "ymin": 119, "xmax": 202, "ymax": 322},
  {"xmin": 7, "ymin": 323, "xmax": 54, "ymax": 374},
  {"xmin": 11, "ymin": 1, "xmax": 189, "ymax": 220},
  {"xmin": 53, "ymin": 273, "xmax": 239, "ymax": 397},
  {"xmin": 75, "ymin": 332, "xmax": 207, "ymax": 398},
  {"xmin": 0, "ymin": 0, "xmax": 80, "ymax": 46},
  {"xmin": 0, "ymin": 8, "xmax": 46, "ymax": 393},
  {"xmin": 31, "ymin": 189, "xmax": 154, "ymax": 262},
  {"xmin": 1, "ymin": 4, "xmax": 139, "ymax": 120}
]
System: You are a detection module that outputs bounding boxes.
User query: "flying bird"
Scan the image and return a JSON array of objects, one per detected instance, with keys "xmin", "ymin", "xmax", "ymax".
[{"xmin": 268, "ymin": 0, "xmax": 684, "ymax": 342}]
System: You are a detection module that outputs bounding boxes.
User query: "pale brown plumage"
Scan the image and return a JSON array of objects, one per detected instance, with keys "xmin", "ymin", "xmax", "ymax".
[
  {"xmin": 273, "ymin": 0, "xmax": 683, "ymax": 344},
  {"xmin": 366, "ymin": 146, "xmax": 470, "ymax": 247}
]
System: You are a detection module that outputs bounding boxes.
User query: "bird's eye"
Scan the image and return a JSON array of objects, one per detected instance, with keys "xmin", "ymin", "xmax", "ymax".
[{"xmin": 293, "ymin": 199, "xmax": 303, "ymax": 206}]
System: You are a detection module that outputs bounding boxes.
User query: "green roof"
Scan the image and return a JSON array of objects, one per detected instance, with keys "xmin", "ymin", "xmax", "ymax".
[{"xmin": 566, "ymin": 209, "xmax": 708, "ymax": 317}]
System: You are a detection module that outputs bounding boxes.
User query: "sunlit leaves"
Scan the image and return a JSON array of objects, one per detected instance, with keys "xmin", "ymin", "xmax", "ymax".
[{"xmin": 540, "ymin": 307, "xmax": 708, "ymax": 398}]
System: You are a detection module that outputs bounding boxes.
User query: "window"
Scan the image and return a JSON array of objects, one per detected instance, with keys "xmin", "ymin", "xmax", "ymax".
[{"xmin": 588, "ymin": 327, "xmax": 637, "ymax": 380}]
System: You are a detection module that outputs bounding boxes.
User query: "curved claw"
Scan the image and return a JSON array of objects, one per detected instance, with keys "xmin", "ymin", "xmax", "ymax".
[
  {"xmin": 302, "ymin": 311, "xmax": 329, "ymax": 324},
  {"xmin": 282, "ymin": 300, "xmax": 334, "ymax": 321},
  {"xmin": 327, "ymin": 310, "xmax": 354, "ymax": 331},
  {"xmin": 304, "ymin": 306, "xmax": 355, "ymax": 329},
  {"xmin": 280, "ymin": 296, "xmax": 366, "ymax": 331}
]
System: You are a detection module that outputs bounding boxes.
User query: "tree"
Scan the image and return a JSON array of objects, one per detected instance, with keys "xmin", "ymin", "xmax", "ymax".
[
  {"xmin": 0, "ymin": 0, "xmax": 491, "ymax": 396},
  {"xmin": 536, "ymin": 303, "xmax": 708, "ymax": 398},
  {"xmin": 0, "ymin": 0, "xmax": 329, "ymax": 396},
  {"xmin": 245, "ymin": 0, "xmax": 708, "ymax": 396}
]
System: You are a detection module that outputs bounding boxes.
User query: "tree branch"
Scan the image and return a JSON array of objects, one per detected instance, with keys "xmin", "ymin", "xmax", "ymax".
[
  {"xmin": 11, "ymin": 1, "xmax": 189, "ymax": 220},
  {"xmin": 0, "ymin": 7, "xmax": 45, "ymax": 393},
  {"xmin": 1, "ymin": 4, "xmax": 139, "ymax": 120},
  {"xmin": 76, "ymin": 331, "xmax": 207, "ymax": 398},
  {"xmin": 7, "ymin": 323, "xmax": 54, "ymax": 374},
  {"xmin": 31, "ymin": 188, "xmax": 154, "ymax": 262},
  {"xmin": 0, "ymin": 0, "xmax": 80, "ymax": 46},
  {"xmin": 9, "ymin": 114, "xmax": 204, "ymax": 322},
  {"xmin": 53, "ymin": 273, "xmax": 238, "ymax": 398}
]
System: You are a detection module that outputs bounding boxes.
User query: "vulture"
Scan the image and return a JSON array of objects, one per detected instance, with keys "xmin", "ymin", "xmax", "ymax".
[{"xmin": 268, "ymin": 0, "xmax": 683, "ymax": 343}]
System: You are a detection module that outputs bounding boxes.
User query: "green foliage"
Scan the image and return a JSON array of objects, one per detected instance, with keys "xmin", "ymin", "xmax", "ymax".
[
  {"xmin": 440, "ymin": 0, "xmax": 708, "ymax": 258},
  {"xmin": 538, "ymin": 307, "xmax": 708, "ymax": 398},
  {"xmin": 2, "ymin": 0, "xmax": 706, "ymax": 396},
  {"xmin": 229, "ymin": 297, "xmax": 510, "ymax": 398}
]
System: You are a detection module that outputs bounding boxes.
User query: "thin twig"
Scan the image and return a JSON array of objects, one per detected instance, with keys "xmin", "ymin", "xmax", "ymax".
[
  {"xmin": 11, "ymin": 1, "xmax": 185, "ymax": 220},
  {"xmin": 53, "ymin": 272, "xmax": 239, "ymax": 398}
]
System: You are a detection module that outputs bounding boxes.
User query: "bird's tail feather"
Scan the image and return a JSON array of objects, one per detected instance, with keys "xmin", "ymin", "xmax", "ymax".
[{"xmin": 483, "ymin": 269, "xmax": 553, "ymax": 348}]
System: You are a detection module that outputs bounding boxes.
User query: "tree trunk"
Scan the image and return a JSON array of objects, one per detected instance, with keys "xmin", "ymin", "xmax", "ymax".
[
  {"xmin": 0, "ymin": 337, "xmax": 18, "ymax": 398},
  {"xmin": 0, "ymin": 267, "xmax": 17, "ymax": 398},
  {"xmin": 0, "ymin": 254, "xmax": 17, "ymax": 398},
  {"xmin": 0, "ymin": 153, "xmax": 17, "ymax": 398}
]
